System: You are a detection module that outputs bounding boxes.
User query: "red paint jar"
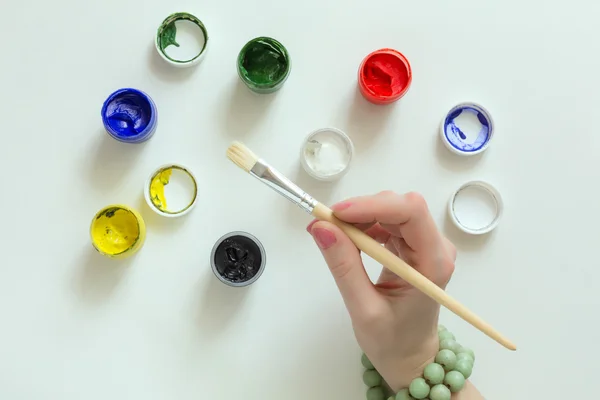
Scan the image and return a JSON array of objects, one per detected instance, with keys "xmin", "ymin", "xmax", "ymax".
[{"xmin": 358, "ymin": 48, "xmax": 412, "ymax": 105}]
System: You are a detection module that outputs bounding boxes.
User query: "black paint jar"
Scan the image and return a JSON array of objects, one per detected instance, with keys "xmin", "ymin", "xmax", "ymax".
[{"xmin": 210, "ymin": 231, "xmax": 266, "ymax": 287}]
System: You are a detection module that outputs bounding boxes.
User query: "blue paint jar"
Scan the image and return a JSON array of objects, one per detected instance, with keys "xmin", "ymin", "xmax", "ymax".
[
  {"xmin": 440, "ymin": 102, "xmax": 494, "ymax": 156},
  {"xmin": 101, "ymin": 88, "xmax": 157, "ymax": 143}
]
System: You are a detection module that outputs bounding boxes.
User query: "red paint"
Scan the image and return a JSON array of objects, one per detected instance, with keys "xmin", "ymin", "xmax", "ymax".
[{"xmin": 358, "ymin": 48, "xmax": 412, "ymax": 105}]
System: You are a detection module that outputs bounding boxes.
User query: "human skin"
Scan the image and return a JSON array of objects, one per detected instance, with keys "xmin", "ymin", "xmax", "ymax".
[{"xmin": 306, "ymin": 191, "xmax": 484, "ymax": 399}]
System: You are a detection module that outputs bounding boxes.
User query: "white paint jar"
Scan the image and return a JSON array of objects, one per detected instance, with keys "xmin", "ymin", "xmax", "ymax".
[
  {"xmin": 300, "ymin": 128, "xmax": 354, "ymax": 182},
  {"xmin": 448, "ymin": 180, "xmax": 503, "ymax": 235}
]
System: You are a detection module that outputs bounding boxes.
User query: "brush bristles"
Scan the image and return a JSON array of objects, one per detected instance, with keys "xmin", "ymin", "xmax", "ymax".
[{"xmin": 226, "ymin": 141, "xmax": 259, "ymax": 172}]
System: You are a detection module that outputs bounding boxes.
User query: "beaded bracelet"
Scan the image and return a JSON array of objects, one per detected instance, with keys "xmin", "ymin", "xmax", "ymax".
[{"xmin": 361, "ymin": 326, "xmax": 475, "ymax": 400}]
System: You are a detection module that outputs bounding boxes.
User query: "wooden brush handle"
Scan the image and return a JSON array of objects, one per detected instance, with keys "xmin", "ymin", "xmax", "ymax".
[{"xmin": 312, "ymin": 203, "xmax": 516, "ymax": 351}]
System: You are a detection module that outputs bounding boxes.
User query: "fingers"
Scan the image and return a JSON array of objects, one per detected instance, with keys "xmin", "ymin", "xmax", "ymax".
[
  {"xmin": 376, "ymin": 238, "xmax": 415, "ymax": 289},
  {"xmin": 332, "ymin": 191, "xmax": 442, "ymax": 253},
  {"xmin": 443, "ymin": 237, "xmax": 457, "ymax": 261},
  {"xmin": 363, "ymin": 223, "xmax": 391, "ymax": 244},
  {"xmin": 307, "ymin": 221, "xmax": 379, "ymax": 317},
  {"xmin": 307, "ymin": 219, "xmax": 390, "ymax": 244}
]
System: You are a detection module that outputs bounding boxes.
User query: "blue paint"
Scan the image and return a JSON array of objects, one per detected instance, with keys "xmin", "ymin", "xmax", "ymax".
[
  {"xmin": 101, "ymin": 88, "xmax": 157, "ymax": 143},
  {"xmin": 443, "ymin": 103, "xmax": 493, "ymax": 153}
]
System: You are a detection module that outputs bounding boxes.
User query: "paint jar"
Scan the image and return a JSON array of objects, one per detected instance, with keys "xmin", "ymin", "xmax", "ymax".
[
  {"xmin": 300, "ymin": 127, "xmax": 354, "ymax": 182},
  {"xmin": 210, "ymin": 232, "xmax": 266, "ymax": 287},
  {"xmin": 101, "ymin": 88, "xmax": 158, "ymax": 143},
  {"xmin": 448, "ymin": 181, "xmax": 503, "ymax": 235},
  {"xmin": 144, "ymin": 164, "xmax": 198, "ymax": 217},
  {"xmin": 155, "ymin": 12, "xmax": 208, "ymax": 68},
  {"xmin": 237, "ymin": 37, "xmax": 291, "ymax": 94},
  {"xmin": 90, "ymin": 204, "xmax": 146, "ymax": 258},
  {"xmin": 358, "ymin": 48, "xmax": 412, "ymax": 105},
  {"xmin": 440, "ymin": 102, "xmax": 494, "ymax": 156}
]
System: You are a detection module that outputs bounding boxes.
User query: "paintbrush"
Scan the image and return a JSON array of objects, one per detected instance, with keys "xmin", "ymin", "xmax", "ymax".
[{"xmin": 226, "ymin": 141, "xmax": 516, "ymax": 351}]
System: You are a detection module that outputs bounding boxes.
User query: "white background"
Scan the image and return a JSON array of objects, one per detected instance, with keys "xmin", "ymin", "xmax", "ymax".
[{"xmin": 0, "ymin": 0, "xmax": 599, "ymax": 398}]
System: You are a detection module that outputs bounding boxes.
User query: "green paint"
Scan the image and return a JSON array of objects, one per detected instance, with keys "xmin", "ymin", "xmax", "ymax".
[
  {"xmin": 159, "ymin": 21, "xmax": 180, "ymax": 51},
  {"xmin": 97, "ymin": 207, "xmax": 118, "ymax": 219},
  {"xmin": 237, "ymin": 37, "xmax": 291, "ymax": 94},
  {"xmin": 156, "ymin": 12, "xmax": 208, "ymax": 64},
  {"xmin": 240, "ymin": 40, "xmax": 286, "ymax": 84}
]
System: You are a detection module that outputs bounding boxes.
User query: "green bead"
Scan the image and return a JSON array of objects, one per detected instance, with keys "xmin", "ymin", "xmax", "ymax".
[
  {"xmin": 437, "ymin": 325, "xmax": 447, "ymax": 332},
  {"xmin": 435, "ymin": 349, "xmax": 457, "ymax": 371},
  {"xmin": 454, "ymin": 359, "xmax": 473, "ymax": 379},
  {"xmin": 367, "ymin": 386, "xmax": 385, "ymax": 400},
  {"xmin": 409, "ymin": 378, "xmax": 430, "ymax": 399},
  {"xmin": 444, "ymin": 371, "xmax": 466, "ymax": 393},
  {"xmin": 388, "ymin": 397, "xmax": 396, "ymax": 400},
  {"xmin": 456, "ymin": 352, "xmax": 474, "ymax": 364},
  {"xmin": 438, "ymin": 330, "xmax": 455, "ymax": 341},
  {"xmin": 457, "ymin": 347, "xmax": 475, "ymax": 361},
  {"xmin": 439, "ymin": 339, "xmax": 460, "ymax": 354},
  {"xmin": 429, "ymin": 384, "xmax": 451, "ymax": 400},
  {"xmin": 423, "ymin": 363, "xmax": 445, "ymax": 385},
  {"xmin": 395, "ymin": 389, "xmax": 414, "ymax": 400},
  {"xmin": 362, "ymin": 353, "xmax": 375, "ymax": 370},
  {"xmin": 363, "ymin": 369, "xmax": 383, "ymax": 387}
]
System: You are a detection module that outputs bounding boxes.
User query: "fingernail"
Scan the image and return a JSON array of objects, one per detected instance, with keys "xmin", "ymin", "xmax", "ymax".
[
  {"xmin": 332, "ymin": 201, "xmax": 352, "ymax": 212},
  {"xmin": 306, "ymin": 219, "xmax": 318, "ymax": 233},
  {"xmin": 312, "ymin": 228, "xmax": 337, "ymax": 249}
]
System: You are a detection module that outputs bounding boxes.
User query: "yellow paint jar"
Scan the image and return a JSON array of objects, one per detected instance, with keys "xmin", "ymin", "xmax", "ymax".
[
  {"xmin": 90, "ymin": 204, "xmax": 146, "ymax": 258},
  {"xmin": 144, "ymin": 164, "xmax": 198, "ymax": 217}
]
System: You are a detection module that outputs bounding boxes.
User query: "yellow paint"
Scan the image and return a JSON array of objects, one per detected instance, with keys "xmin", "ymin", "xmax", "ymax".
[
  {"xmin": 90, "ymin": 205, "xmax": 146, "ymax": 258},
  {"xmin": 150, "ymin": 168, "xmax": 172, "ymax": 210}
]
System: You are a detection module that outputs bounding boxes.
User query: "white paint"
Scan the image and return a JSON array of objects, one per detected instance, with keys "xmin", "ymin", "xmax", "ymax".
[
  {"xmin": 301, "ymin": 128, "xmax": 353, "ymax": 181},
  {"xmin": 305, "ymin": 139, "xmax": 347, "ymax": 175},
  {"xmin": 163, "ymin": 19, "xmax": 206, "ymax": 62},
  {"xmin": 453, "ymin": 109, "xmax": 482, "ymax": 144},
  {"xmin": 451, "ymin": 183, "xmax": 499, "ymax": 232},
  {"xmin": 162, "ymin": 168, "xmax": 197, "ymax": 213}
]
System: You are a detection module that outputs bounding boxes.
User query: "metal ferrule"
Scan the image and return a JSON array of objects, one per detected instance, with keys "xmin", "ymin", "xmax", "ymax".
[{"xmin": 250, "ymin": 159, "xmax": 317, "ymax": 214}]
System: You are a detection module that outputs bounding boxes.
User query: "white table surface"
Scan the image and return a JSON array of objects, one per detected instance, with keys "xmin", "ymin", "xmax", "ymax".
[{"xmin": 1, "ymin": 0, "xmax": 599, "ymax": 398}]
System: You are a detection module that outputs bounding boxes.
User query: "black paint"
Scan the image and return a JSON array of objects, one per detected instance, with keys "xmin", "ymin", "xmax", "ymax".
[{"xmin": 213, "ymin": 235, "xmax": 263, "ymax": 283}]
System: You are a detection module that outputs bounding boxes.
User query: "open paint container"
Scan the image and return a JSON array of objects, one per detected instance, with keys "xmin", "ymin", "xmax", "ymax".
[
  {"xmin": 237, "ymin": 36, "xmax": 291, "ymax": 94},
  {"xmin": 101, "ymin": 88, "xmax": 157, "ymax": 143},
  {"xmin": 358, "ymin": 48, "xmax": 412, "ymax": 104},
  {"xmin": 155, "ymin": 12, "xmax": 208, "ymax": 67},
  {"xmin": 210, "ymin": 232, "xmax": 266, "ymax": 287},
  {"xmin": 448, "ymin": 181, "xmax": 503, "ymax": 235},
  {"xmin": 440, "ymin": 102, "xmax": 494, "ymax": 155},
  {"xmin": 300, "ymin": 127, "xmax": 354, "ymax": 181},
  {"xmin": 90, "ymin": 204, "xmax": 146, "ymax": 258},
  {"xmin": 144, "ymin": 164, "xmax": 198, "ymax": 217}
]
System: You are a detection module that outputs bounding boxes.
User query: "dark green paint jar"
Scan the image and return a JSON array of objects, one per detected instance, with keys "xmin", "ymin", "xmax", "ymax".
[{"xmin": 237, "ymin": 37, "xmax": 291, "ymax": 94}]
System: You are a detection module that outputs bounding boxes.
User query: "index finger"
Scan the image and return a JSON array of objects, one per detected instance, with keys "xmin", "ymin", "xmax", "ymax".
[{"xmin": 331, "ymin": 191, "xmax": 442, "ymax": 253}]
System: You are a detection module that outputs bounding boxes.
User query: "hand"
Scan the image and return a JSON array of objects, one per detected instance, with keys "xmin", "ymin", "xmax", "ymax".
[{"xmin": 307, "ymin": 191, "xmax": 456, "ymax": 391}]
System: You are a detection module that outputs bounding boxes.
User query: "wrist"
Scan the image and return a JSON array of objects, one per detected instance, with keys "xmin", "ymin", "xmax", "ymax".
[
  {"xmin": 361, "ymin": 326, "xmax": 479, "ymax": 399},
  {"xmin": 378, "ymin": 332, "xmax": 439, "ymax": 392},
  {"xmin": 452, "ymin": 380, "xmax": 483, "ymax": 400}
]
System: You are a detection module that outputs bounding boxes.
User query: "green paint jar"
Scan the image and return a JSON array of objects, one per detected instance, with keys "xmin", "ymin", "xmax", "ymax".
[{"xmin": 237, "ymin": 37, "xmax": 291, "ymax": 94}]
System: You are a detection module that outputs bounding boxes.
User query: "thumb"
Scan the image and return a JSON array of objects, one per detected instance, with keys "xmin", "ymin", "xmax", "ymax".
[{"xmin": 308, "ymin": 220, "xmax": 379, "ymax": 317}]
